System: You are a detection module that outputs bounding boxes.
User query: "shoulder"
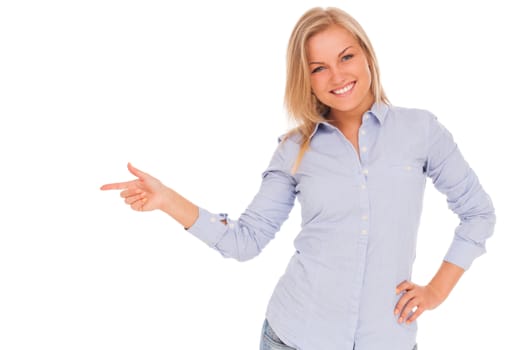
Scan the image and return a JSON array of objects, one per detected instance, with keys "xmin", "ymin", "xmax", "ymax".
[
  {"xmin": 385, "ymin": 104, "xmax": 438, "ymax": 134},
  {"xmin": 276, "ymin": 128, "xmax": 303, "ymax": 156},
  {"xmin": 387, "ymin": 104, "xmax": 436, "ymax": 122},
  {"xmin": 278, "ymin": 128, "xmax": 303, "ymax": 145},
  {"xmin": 263, "ymin": 128, "xmax": 302, "ymax": 173}
]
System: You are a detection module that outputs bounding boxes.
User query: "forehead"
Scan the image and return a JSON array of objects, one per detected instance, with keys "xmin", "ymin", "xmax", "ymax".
[{"xmin": 306, "ymin": 24, "xmax": 359, "ymax": 59}]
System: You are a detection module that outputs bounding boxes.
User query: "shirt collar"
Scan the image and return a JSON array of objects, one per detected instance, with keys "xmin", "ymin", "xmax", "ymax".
[
  {"xmin": 309, "ymin": 101, "xmax": 389, "ymax": 140},
  {"xmin": 370, "ymin": 101, "xmax": 389, "ymax": 125}
]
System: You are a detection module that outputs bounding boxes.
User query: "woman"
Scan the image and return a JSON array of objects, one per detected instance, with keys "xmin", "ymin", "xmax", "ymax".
[{"xmin": 101, "ymin": 7, "xmax": 495, "ymax": 350}]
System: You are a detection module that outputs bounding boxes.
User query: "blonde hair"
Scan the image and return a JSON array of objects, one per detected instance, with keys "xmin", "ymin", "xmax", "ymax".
[{"xmin": 282, "ymin": 7, "xmax": 389, "ymax": 174}]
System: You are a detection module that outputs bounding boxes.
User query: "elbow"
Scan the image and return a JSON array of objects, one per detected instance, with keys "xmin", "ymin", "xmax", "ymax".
[
  {"xmin": 480, "ymin": 194, "xmax": 496, "ymax": 228},
  {"xmin": 460, "ymin": 191, "xmax": 497, "ymax": 229},
  {"xmin": 213, "ymin": 217, "xmax": 275, "ymax": 262},
  {"xmin": 227, "ymin": 220, "xmax": 273, "ymax": 262},
  {"xmin": 232, "ymin": 238, "xmax": 264, "ymax": 262},
  {"xmin": 235, "ymin": 251, "xmax": 262, "ymax": 262},
  {"xmin": 215, "ymin": 234, "xmax": 265, "ymax": 262},
  {"xmin": 458, "ymin": 207, "xmax": 496, "ymax": 244},
  {"xmin": 218, "ymin": 247, "xmax": 262, "ymax": 262}
]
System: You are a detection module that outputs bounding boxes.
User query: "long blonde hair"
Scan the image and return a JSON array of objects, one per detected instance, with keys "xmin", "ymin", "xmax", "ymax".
[{"xmin": 282, "ymin": 7, "xmax": 389, "ymax": 174}]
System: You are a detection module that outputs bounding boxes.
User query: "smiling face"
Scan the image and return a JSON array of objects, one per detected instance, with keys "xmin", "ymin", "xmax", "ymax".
[{"xmin": 307, "ymin": 24, "xmax": 374, "ymax": 121}]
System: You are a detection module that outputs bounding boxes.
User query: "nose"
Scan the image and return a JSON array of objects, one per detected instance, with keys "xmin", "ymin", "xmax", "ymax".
[{"xmin": 330, "ymin": 66, "xmax": 346, "ymax": 86}]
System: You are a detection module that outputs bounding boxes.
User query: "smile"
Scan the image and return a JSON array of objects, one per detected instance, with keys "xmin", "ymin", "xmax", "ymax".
[{"xmin": 331, "ymin": 82, "xmax": 355, "ymax": 95}]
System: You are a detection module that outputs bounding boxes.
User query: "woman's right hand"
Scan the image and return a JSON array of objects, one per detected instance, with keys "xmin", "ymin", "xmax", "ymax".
[{"xmin": 100, "ymin": 163, "xmax": 170, "ymax": 212}]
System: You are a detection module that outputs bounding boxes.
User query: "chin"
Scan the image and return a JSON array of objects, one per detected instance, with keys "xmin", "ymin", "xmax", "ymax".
[{"xmin": 329, "ymin": 102, "xmax": 360, "ymax": 113}]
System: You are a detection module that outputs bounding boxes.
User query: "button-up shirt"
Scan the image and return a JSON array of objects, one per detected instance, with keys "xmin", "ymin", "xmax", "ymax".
[{"xmin": 186, "ymin": 102, "xmax": 496, "ymax": 350}]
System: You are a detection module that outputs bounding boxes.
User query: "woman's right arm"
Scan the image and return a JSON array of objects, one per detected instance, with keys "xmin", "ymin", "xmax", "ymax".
[{"xmin": 101, "ymin": 136, "xmax": 298, "ymax": 261}]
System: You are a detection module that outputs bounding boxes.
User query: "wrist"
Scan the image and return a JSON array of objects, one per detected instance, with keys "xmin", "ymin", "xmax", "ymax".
[
  {"xmin": 158, "ymin": 186, "xmax": 199, "ymax": 229},
  {"xmin": 158, "ymin": 186, "xmax": 177, "ymax": 215},
  {"xmin": 427, "ymin": 282, "xmax": 448, "ymax": 302},
  {"xmin": 427, "ymin": 260, "xmax": 465, "ymax": 302}
]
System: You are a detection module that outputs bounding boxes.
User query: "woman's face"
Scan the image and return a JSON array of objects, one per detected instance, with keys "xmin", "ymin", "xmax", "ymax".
[{"xmin": 307, "ymin": 24, "xmax": 374, "ymax": 119}]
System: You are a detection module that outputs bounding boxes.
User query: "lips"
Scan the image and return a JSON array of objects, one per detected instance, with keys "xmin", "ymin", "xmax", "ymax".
[{"xmin": 331, "ymin": 82, "xmax": 355, "ymax": 95}]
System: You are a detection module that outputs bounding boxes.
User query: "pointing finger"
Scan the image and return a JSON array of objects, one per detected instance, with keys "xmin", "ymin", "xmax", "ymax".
[{"xmin": 100, "ymin": 180, "xmax": 137, "ymax": 191}]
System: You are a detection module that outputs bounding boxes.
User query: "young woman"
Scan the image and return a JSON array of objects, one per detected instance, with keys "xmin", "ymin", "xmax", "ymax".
[{"xmin": 101, "ymin": 7, "xmax": 495, "ymax": 350}]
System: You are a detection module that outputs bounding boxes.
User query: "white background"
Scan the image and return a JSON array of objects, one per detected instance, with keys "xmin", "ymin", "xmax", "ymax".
[{"xmin": 1, "ymin": 0, "xmax": 523, "ymax": 349}]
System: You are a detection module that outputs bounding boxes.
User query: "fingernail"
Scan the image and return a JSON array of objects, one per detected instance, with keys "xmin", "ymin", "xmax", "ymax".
[
  {"xmin": 394, "ymin": 309, "xmax": 399, "ymax": 315},
  {"xmin": 398, "ymin": 317, "xmax": 403, "ymax": 323}
]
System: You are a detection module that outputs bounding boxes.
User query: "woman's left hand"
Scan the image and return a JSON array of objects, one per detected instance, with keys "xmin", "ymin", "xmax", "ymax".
[{"xmin": 393, "ymin": 281, "xmax": 446, "ymax": 325}]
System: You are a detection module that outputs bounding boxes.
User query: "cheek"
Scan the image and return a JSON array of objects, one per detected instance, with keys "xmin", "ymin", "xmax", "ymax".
[
  {"xmin": 357, "ymin": 68, "xmax": 372, "ymax": 93},
  {"xmin": 361, "ymin": 60, "xmax": 372, "ymax": 81},
  {"xmin": 310, "ymin": 75, "xmax": 327, "ymax": 97},
  {"xmin": 365, "ymin": 65, "xmax": 372, "ymax": 81}
]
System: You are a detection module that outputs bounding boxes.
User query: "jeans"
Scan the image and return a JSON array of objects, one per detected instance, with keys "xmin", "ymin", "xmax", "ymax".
[
  {"xmin": 259, "ymin": 319, "xmax": 418, "ymax": 350},
  {"xmin": 260, "ymin": 319, "xmax": 296, "ymax": 350}
]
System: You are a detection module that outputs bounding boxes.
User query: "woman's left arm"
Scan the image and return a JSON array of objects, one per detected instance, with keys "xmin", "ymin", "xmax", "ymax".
[{"xmin": 395, "ymin": 112, "xmax": 496, "ymax": 324}]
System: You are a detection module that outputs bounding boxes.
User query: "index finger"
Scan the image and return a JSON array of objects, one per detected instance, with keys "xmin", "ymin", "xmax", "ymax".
[
  {"xmin": 395, "ymin": 280, "xmax": 414, "ymax": 294},
  {"xmin": 100, "ymin": 180, "xmax": 136, "ymax": 191}
]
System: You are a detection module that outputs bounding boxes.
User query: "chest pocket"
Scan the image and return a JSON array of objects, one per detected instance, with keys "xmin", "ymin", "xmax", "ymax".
[
  {"xmin": 383, "ymin": 160, "xmax": 427, "ymax": 193},
  {"xmin": 389, "ymin": 161, "xmax": 426, "ymax": 177}
]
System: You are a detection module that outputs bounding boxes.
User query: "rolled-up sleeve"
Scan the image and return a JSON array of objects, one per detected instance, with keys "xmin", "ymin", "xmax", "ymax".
[
  {"xmin": 185, "ymin": 135, "xmax": 298, "ymax": 261},
  {"xmin": 425, "ymin": 114, "xmax": 496, "ymax": 270}
]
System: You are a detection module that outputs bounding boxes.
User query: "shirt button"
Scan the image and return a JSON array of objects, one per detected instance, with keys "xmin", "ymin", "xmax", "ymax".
[
  {"xmin": 364, "ymin": 114, "xmax": 370, "ymax": 120},
  {"xmin": 362, "ymin": 215, "xmax": 368, "ymax": 221},
  {"xmin": 406, "ymin": 165, "xmax": 412, "ymax": 171},
  {"xmin": 229, "ymin": 223, "xmax": 234, "ymax": 229},
  {"xmin": 361, "ymin": 229, "xmax": 368, "ymax": 235},
  {"xmin": 361, "ymin": 146, "xmax": 367, "ymax": 153},
  {"xmin": 362, "ymin": 168, "xmax": 369, "ymax": 175},
  {"xmin": 360, "ymin": 130, "xmax": 366, "ymax": 135},
  {"xmin": 210, "ymin": 216, "xmax": 217, "ymax": 223}
]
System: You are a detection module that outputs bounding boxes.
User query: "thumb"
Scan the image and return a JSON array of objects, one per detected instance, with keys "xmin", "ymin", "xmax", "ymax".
[{"xmin": 127, "ymin": 162, "xmax": 149, "ymax": 180}]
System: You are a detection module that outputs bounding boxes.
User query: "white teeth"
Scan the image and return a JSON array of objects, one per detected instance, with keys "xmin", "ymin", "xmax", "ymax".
[{"xmin": 333, "ymin": 83, "xmax": 354, "ymax": 95}]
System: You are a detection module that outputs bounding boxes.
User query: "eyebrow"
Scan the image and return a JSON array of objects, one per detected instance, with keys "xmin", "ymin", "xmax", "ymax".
[{"xmin": 308, "ymin": 45, "xmax": 353, "ymax": 65}]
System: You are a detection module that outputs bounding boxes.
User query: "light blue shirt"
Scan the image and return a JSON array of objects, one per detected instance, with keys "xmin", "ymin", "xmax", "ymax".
[{"xmin": 186, "ymin": 102, "xmax": 496, "ymax": 350}]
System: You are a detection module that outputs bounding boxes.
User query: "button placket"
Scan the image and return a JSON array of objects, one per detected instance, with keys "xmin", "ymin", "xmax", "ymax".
[
  {"xmin": 358, "ymin": 114, "xmax": 371, "ymax": 238},
  {"xmin": 359, "ymin": 120, "xmax": 368, "ymax": 161}
]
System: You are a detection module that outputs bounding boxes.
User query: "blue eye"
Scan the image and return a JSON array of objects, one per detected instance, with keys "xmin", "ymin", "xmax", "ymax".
[
  {"xmin": 312, "ymin": 66, "xmax": 325, "ymax": 74},
  {"xmin": 342, "ymin": 54, "xmax": 354, "ymax": 62}
]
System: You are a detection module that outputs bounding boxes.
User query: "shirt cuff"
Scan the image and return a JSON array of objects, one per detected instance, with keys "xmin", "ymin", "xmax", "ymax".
[
  {"xmin": 443, "ymin": 238, "xmax": 486, "ymax": 270},
  {"xmin": 184, "ymin": 206, "xmax": 229, "ymax": 248}
]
